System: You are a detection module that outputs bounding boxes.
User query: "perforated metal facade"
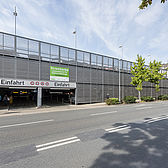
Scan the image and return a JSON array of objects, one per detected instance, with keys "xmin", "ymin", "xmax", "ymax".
[{"xmin": 0, "ymin": 32, "xmax": 168, "ymax": 104}]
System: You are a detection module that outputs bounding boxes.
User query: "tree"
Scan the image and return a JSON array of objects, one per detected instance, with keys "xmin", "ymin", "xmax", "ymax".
[
  {"xmin": 147, "ymin": 60, "xmax": 167, "ymax": 92},
  {"xmin": 131, "ymin": 55, "xmax": 147, "ymax": 101},
  {"xmin": 139, "ymin": 0, "xmax": 167, "ymax": 9}
]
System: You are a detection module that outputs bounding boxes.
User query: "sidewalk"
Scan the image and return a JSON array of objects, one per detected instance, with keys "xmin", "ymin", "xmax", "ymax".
[{"xmin": 0, "ymin": 102, "xmax": 106, "ymax": 117}]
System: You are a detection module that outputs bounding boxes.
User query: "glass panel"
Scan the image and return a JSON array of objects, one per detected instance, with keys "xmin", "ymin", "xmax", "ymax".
[
  {"xmin": 103, "ymin": 57, "xmax": 108, "ymax": 67},
  {"xmin": 91, "ymin": 54, "xmax": 96, "ymax": 65},
  {"xmin": 4, "ymin": 34, "xmax": 14, "ymax": 48},
  {"xmin": 119, "ymin": 60, "xmax": 123, "ymax": 70},
  {"xmin": 97, "ymin": 55, "xmax": 102, "ymax": 66},
  {"xmin": 123, "ymin": 61, "xmax": 127, "ymax": 70},
  {"xmin": 109, "ymin": 58, "xmax": 113, "ymax": 67},
  {"xmin": 17, "ymin": 49, "xmax": 28, "ymax": 54},
  {"xmin": 84, "ymin": 52, "xmax": 90, "ymax": 64},
  {"xmin": 29, "ymin": 40, "xmax": 39, "ymax": 53},
  {"xmin": 114, "ymin": 59, "xmax": 119, "ymax": 69},
  {"xmin": 51, "ymin": 45, "xmax": 59, "ymax": 56},
  {"xmin": 60, "ymin": 47, "xmax": 68, "ymax": 60},
  {"xmin": 77, "ymin": 51, "xmax": 83, "ymax": 62},
  {"xmin": 0, "ymin": 33, "xmax": 3, "ymax": 47},
  {"xmin": 51, "ymin": 45, "xmax": 59, "ymax": 62},
  {"xmin": 69, "ymin": 49, "xmax": 75, "ymax": 61},
  {"xmin": 17, "ymin": 53, "xmax": 28, "ymax": 58},
  {"xmin": 41, "ymin": 43, "xmax": 50, "ymax": 55},
  {"xmin": 17, "ymin": 37, "xmax": 28, "ymax": 50},
  {"xmin": 127, "ymin": 62, "xmax": 131, "ymax": 70}
]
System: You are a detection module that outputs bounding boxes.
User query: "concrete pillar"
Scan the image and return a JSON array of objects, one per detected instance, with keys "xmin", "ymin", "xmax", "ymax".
[
  {"xmin": 75, "ymin": 88, "xmax": 77, "ymax": 105},
  {"xmin": 37, "ymin": 87, "xmax": 42, "ymax": 108}
]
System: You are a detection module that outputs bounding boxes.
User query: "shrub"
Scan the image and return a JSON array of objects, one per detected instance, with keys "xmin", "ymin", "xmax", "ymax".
[
  {"xmin": 158, "ymin": 94, "xmax": 168, "ymax": 100},
  {"xmin": 105, "ymin": 98, "xmax": 119, "ymax": 105},
  {"xmin": 141, "ymin": 96, "xmax": 154, "ymax": 102},
  {"xmin": 124, "ymin": 96, "xmax": 136, "ymax": 104}
]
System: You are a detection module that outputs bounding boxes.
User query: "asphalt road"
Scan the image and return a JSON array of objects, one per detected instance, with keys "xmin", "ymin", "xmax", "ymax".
[{"xmin": 0, "ymin": 101, "xmax": 168, "ymax": 168}]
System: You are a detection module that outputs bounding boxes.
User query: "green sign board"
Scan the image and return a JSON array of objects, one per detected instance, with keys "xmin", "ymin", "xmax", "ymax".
[{"xmin": 50, "ymin": 66, "xmax": 69, "ymax": 81}]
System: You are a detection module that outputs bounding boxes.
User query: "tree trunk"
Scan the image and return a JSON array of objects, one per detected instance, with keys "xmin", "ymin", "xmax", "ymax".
[{"xmin": 138, "ymin": 91, "xmax": 141, "ymax": 102}]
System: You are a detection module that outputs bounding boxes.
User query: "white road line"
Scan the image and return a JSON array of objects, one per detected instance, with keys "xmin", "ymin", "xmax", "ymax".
[
  {"xmin": 136, "ymin": 107, "xmax": 152, "ymax": 110},
  {"xmin": 37, "ymin": 139, "xmax": 80, "ymax": 152},
  {"xmin": 144, "ymin": 115, "xmax": 168, "ymax": 123},
  {"xmin": 105, "ymin": 125, "xmax": 128, "ymax": 132},
  {"xmin": 90, "ymin": 111, "xmax": 117, "ymax": 116},
  {"xmin": 36, "ymin": 136, "xmax": 78, "ymax": 148},
  {"xmin": 107, "ymin": 126, "xmax": 131, "ymax": 133},
  {"xmin": 0, "ymin": 119, "xmax": 54, "ymax": 129},
  {"xmin": 148, "ymin": 116, "xmax": 168, "ymax": 123}
]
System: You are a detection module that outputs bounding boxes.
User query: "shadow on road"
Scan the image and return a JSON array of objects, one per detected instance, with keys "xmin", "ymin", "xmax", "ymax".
[{"xmin": 90, "ymin": 119, "xmax": 168, "ymax": 168}]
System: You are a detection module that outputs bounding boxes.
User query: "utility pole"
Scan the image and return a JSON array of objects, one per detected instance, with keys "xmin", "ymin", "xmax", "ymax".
[
  {"xmin": 13, "ymin": 6, "xmax": 17, "ymax": 79},
  {"xmin": 73, "ymin": 28, "xmax": 77, "ymax": 48},
  {"xmin": 119, "ymin": 45, "xmax": 123, "ymax": 102},
  {"xmin": 13, "ymin": 6, "xmax": 17, "ymax": 36},
  {"xmin": 73, "ymin": 28, "xmax": 78, "ymax": 105}
]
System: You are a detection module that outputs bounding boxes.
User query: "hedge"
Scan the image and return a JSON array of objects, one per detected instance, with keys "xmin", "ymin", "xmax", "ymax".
[
  {"xmin": 141, "ymin": 96, "xmax": 154, "ymax": 102},
  {"xmin": 105, "ymin": 98, "xmax": 119, "ymax": 105},
  {"xmin": 124, "ymin": 96, "xmax": 136, "ymax": 104},
  {"xmin": 158, "ymin": 94, "xmax": 168, "ymax": 100}
]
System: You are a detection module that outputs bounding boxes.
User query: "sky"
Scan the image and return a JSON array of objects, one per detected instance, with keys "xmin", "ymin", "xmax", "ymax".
[{"xmin": 0, "ymin": 0, "xmax": 168, "ymax": 64}]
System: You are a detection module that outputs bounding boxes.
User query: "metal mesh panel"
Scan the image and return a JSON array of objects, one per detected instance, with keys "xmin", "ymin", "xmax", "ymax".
[
  {"xmin": 77, "ymin": 83, "xmax": 84, "ymax": 103},
  {"xmin": 97, "ymin": 85, "xmax": 102, "ymax": 102},
  {"xmin": 69, "ymin": 65, "xmax": 76, "ymax": 82},
  {"xmin": 91, "ymin": 84, "xmax": 97, "ymax": 102},
  {"xmin": 77, "ymin": 67, "xmax": 83, "ymax": 83},
  {"xmin": 16, "ymin": 58, "xmax": 28, "ymax": 79},
  {"xmin": 83, "ymin": 84, "xmax": 91, "ymax": 103},
  {"xmin": 29, "ymin": 60, "xmax": 39, "ymax": 80},
  {"xmin": 83, "ymin": 67, "xmax": 90, "ymax": 83},
  {"xmin": 3, "ymin": 56, "xmax": 15, "ymax": 78},
  {"xmin": 113, "ymin": 72, "xmax": 119, "ymax": 85},
  {"xmin": 91, "ymin": 69, "xmax": 97, "ymax": 83},
  {"xmin": 41, "ymin": 61, "xmax": 50, "ymax": 80},
  {"xmin": 0, "ymin": 55, "xmax": 3, "ymax": 77}
]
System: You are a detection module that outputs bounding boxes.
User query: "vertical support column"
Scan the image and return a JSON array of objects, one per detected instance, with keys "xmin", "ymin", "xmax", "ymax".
[
  {"xmin": 102, "ymin": 56, "xmax": 104, "ymax": 102},
  {"xmin": 75, "ymin": 50, "xmax": 78, "ymax": 105},
  {"xmin": 119, "ymin": 59, "xmax": 121, "ymax": 102},
  {"xmin": 39, "ymin": 42, "xmax": 41, "ymax": 80},
  {"xmin": 90, "ymin": 53, "xmax": 92, "ymax": 104},
  {"xmin": 14, "ymin": 35, "xmax": 17, "ymax": 79},
  {"xmin": 37, "ymin": 87, "xmax": 42, "ymax": 108}
]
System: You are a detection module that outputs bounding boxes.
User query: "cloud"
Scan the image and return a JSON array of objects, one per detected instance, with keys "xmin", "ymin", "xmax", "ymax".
[
  {"xmin": 135, "ymin": 2, "xmax": 163, "ymax": 27},
  {"xmin": 0, "ymin": 0, "xmax": 167, "ymax": 63}
]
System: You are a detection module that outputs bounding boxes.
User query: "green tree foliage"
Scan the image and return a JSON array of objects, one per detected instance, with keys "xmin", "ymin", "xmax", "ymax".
[
  {"xmin": 139, "ymin": 0, "xmax": 167, "ymax": 9},
  {"xmin": 147, "ymin": 60, "xmax": 167, "ymax": 92},
  {"xmin": 130, "ymin": 55, "xmax": 147, "ymax": 101}
]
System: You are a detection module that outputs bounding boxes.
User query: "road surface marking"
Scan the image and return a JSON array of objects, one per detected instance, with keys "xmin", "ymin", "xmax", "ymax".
[
  {"xmin": 107, "ymin": 126, "xmax": 131, "ymax": 133},
  {"xmin": 0, "ymin": 119, "xmax": 54, "ymax": 129},
  {"xmin": 36, "ymin": 136, "xmax": 80, "ymax": 152},
  {"xmin": 90, "ymin": 111, "xmax": 117, "ymax": 116},
  {"xmin": 147, "ymin": 116, "xmax": 168, "ymax": 123},
  {"xmin": 105, "ymin": 125, "xmax": 131, "ymax": 133},
  {"xmin": 105, "ymin": 125, "xmax": 128, "ymax": 131},
  {"xmin": 136, "ymin": 107, "xmax": 152, "ymax": 110}
]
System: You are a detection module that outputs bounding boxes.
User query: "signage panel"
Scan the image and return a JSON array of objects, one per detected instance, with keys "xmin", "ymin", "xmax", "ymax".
[
  {"xmin": 0, "ymin": 78, "xmax": 76, "ymax": 88},
  {"xmin": 50, "ymin": 66, "xmax": 69, "ymax": 81}
]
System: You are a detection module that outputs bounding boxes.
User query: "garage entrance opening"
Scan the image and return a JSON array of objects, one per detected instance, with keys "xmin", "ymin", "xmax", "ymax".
[
  {"xmin": 0, "ymin": 88, "xmax": 37, "ymax": 109},
  {"xmin": 42, "ymin": 89, "xmax": 75, "ymax": 106}
]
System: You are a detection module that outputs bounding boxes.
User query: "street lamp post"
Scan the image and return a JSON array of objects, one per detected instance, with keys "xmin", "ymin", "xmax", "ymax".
[
  {"xmin": 13, "ymin": 6, "xmax": 17, "ymax": 79},
  {"xmin": 13, "ymin": 6, "xmax": 17, "ymax": 36},
  {"xmin": 73, "ymin": 28, "xmax": 78, "ymax": 105},
  {"xmin": 73, "ymin": 28, "xmax": 77, "ymax": 48},
  {"xmin": 119, "ymin": 46, "xmax": 123, "ymax": 102}
]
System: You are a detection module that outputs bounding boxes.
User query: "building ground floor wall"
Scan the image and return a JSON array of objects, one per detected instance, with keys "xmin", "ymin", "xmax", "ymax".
[{"xmin": 0, "ymin": 77, "xmax": 168, "ymax": 109}]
